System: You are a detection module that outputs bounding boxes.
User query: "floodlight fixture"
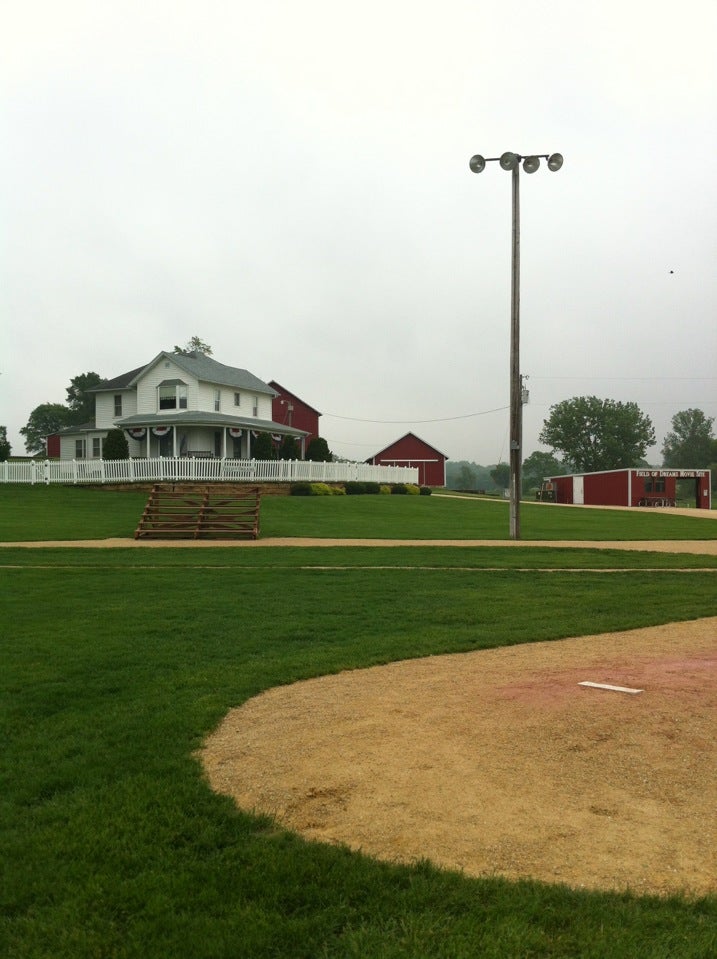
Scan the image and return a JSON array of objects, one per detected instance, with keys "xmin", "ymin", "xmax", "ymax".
[
  {"xmin": 523, "ymin": 155, "xmax": 540, "ymax": 174},
  {"xmin": 469, "ymin": 154, "xmax": 486, "ymax": 174},
  {"xmin": 499, "ymin": 151, "xmax": 519, "ymax": 171},
  {"xmin": 547, "ymin": 152, "xmax": 563, "ymax": 171}
]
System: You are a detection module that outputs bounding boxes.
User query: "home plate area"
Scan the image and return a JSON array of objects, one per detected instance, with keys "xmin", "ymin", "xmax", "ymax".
[{"xmin": 201, "ymin": 617, "xmax": 717, "ymax": 898}]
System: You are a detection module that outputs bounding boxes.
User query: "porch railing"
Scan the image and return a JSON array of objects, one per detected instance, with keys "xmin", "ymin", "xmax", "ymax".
[{"xmin": 0, "ymin": 457, "xmax": 420, "ymax": 486}]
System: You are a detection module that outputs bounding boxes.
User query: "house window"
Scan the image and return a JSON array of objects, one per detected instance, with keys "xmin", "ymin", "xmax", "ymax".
[
  {"xmin": 234, "ymin": 392, "xmax": 241, "ymax": 407},
  {"xmin": 214, "ymin": 390, "xmax": 221, "ymax": 412},
  {"xmin": 114, "ymin": 395, "xmax": 123, "ymax": 417},
  {"xmin": 92, "ymin": 437, "xmax": 101, "ymax": 458},
  {"xmin": 75, "ymin": 439, "xmax": 86, "ymax": 459},
  {"xmin": 252, "ymin": 396, "xmax": 259, "ymax": 417},
  {"xmin": 158, "ymin": 383, "xmax": 188, "ymax": 410}
]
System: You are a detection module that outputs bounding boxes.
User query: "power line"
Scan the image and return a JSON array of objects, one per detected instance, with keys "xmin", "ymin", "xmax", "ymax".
[
  {"xmin": 323, "ymin": 405, "xmax": 509, "ymax": 425},
  {"xmin": 531, "ymin": 375, "xmax": 717, "ymax": 381}
]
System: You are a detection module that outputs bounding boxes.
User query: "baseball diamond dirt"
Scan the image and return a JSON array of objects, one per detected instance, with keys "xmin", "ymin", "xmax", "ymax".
[{"xmin": 201, "ymin": 617, "xmax": 716, "ymax": 898}]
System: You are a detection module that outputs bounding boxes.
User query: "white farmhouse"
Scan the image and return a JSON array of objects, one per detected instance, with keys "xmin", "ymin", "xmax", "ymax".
[{"xmin": 55, "ymin": 351, "xmax": 308, "ymax": 460}]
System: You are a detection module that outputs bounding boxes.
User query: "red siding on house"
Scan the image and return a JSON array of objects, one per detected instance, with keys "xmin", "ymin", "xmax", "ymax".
[
  {"xmin": 369, "ymin": 433, "xmax": 447, "ymax": 487},
  {"xmin": 46, "ymin": 434, "xmax": 61, "ymax": 458},
  {"xmin": 268, "ymin": 382, "xmax": 321, "ymax": 446}
]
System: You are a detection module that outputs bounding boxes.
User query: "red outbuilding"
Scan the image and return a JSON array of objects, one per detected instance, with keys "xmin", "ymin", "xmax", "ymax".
[
  {"xmin": 545, "ymin": 468, "xmax": 712, "ymax": 509},
  {"xmin": 268, "ymin": 381, "xmax": 321, "ymax": 447},
  {"xmin": 368, "ymin": 433, "xmax": 448, "ymax": 487}
]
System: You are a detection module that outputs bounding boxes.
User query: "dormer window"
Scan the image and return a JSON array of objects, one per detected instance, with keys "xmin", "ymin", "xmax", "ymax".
[{"xmin": 158, "ymin": 380, "xmax": 188, "ymax": 410}]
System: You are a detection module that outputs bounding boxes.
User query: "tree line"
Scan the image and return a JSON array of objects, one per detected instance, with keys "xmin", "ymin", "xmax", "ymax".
[{"xmin": 447, "ymin": 397, "xmax": 716, "ymax": 494}]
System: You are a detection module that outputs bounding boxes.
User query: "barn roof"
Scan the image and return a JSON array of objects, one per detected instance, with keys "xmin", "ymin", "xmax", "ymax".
[
  {"xmin": 268, "ymin": 380, "xmax": 322, "ymax": 416},
  {"xmin": 370, "ymin": 432, "xmax": 448, "ymax": 460}
]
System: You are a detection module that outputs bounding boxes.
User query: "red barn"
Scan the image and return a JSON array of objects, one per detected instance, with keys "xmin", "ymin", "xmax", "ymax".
[
  {"xmin": 368, "ymin": 433, "xmax": 447, "ymax": 487},
  {"xmin": 268, "ymin": 381, "xmax": 321, "ymax": 447},
  {"xmin": 546, "ymin": 468, "xmax": 711, "ymax": 509}
]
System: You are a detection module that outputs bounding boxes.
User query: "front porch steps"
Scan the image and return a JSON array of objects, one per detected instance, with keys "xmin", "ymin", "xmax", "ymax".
[{"xmin": 135, "ymin": 484, "xmax": 261, "ymax": 540}]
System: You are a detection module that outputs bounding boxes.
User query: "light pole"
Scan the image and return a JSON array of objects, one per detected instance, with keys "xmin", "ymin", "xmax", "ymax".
[{"xmin": 469, "ymin": 151, "xmax": 563, "ymax": 539}]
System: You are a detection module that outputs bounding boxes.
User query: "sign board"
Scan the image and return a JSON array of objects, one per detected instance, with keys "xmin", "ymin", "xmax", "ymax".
[{"xmin": 635, "ymin": 470, "xmax": 707, "ymax": 478}]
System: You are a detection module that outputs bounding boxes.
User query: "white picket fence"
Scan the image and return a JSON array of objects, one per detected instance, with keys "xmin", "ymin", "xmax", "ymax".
[{"xmin": 0, "ymin": 457, "xmax": 419, "ymax": 486}]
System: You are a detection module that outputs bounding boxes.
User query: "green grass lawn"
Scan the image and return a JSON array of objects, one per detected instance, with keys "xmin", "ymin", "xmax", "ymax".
[
  {"xmin": 1, "ymin": 548, "xmax": 716, "ymax": 959},
  {"xmin": 0, "ymin": 484, "xmax": 715, "ymax": 541}
]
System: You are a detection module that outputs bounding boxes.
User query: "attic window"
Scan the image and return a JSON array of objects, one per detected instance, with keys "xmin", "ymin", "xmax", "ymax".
[{"xmin": 158, "ymin": 381, "xmax": 188, "ymax": 410}]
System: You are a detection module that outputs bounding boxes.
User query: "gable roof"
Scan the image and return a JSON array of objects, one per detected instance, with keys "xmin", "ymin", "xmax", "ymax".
[
  {"xmin": 91, "ymin": 352, "xmax": 277, "ymax": 395},
  {"xmin": 268, "ymin": 380, "xmax": 322, "ymax": 416},
  {"xmin": 370, "ymin": 432, "xmax": 448, "ymax": 460},
  {"xmin": 90, "ymin": 366, "xmax": 145, "ymax": 392}
]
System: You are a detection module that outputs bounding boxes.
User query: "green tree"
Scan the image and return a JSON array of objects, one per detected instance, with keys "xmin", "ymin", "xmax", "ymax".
[
  {"xmin": 65, "ymin": 372, "xmax": 102, "ymax": 425},
  {"xmin": 20, "ymin": 403, "xmax": 71, "ymax": 456},
  {"xmin": 661, "ymin": 409, "xmax": 715, "ymax": 468},
  {"xmin": 457, "ymin": 463, "xmax": 477, "ymax": 490},
  {"xmin": 490, "ymin": 462, "xmax": 510, "ymax": 489},
  {"xmin": 174, "ymin": 336, "xmax": 212, "ymax": 356},
  {"xmin": 102, "ymin": 428, "xmax": 129, "ymax": 460},
  {"xmin": 278, "ymin": 435, "xmax": 299, "ymax": 460},
  {"xmin": 0, "ymin": 426, "xmax": 11, "ymax": 461},
  {"xmin": 252, "ymin": 432, "xmax": 276, "ymax": 460},
  {"xmin": 539, "ymin": 396, "xmax": 655, "ymax": 472},
  {"xmin": 306, "ymin": 437, "xmax": 332, "ymax": 462},
  {"xmin": 521, "ymin": 451, "xmax": 570, "ymax": 495}
]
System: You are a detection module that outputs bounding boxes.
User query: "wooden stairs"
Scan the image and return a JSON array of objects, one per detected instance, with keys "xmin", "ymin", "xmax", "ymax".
[{"xmin": 135, "ymin": 484, "xmax": 261, "ymax": 540}]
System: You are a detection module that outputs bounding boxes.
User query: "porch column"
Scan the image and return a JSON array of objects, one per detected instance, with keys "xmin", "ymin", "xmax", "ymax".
[{"xmin": 173, "ymin": 426, "xmax": 178, "ymax": 457}]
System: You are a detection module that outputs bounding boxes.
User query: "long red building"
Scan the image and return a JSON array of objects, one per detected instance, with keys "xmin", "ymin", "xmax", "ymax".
[{"xmin": 545, "ymin": 468, "xmax": 712, "ymax": 509}]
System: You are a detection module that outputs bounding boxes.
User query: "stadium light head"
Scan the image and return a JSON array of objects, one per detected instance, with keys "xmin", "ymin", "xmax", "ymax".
[
  {"xmin": 547, "ymin": 153, "xmax": 563, "ymax": 171},
  {"xmin": 523, "ymin": 155, "xmax": 540, "ymax": 174},
  {"xmin": 499, "ymin": 151, "xmax": 519, "ymax": 171},
  {"xmin": 469, "ymin": 154, "xmax": 486, "ymax": 174}
]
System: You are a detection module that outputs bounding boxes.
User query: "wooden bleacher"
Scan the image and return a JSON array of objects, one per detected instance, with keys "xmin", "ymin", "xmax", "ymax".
[{"xmin": 135, "ymin": 484, "xmax": 261, "ymax": 540}]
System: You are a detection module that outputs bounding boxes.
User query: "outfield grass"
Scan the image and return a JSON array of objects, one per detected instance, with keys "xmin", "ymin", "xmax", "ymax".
[
  {"xmin": 2, "ymin": 550, "xmax": 717, "ymax": 959},
  {"xmin": 0, "ymin": 484, "xmax": 715, "ymax": 541},
  {"xmin": 1, "ymin": 488, "xmax": 716, "ymax": 957}
]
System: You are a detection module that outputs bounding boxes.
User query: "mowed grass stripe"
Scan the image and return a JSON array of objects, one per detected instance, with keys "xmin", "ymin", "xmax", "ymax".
[
  {"xmin": 2, "ymin": 545, "xmax": 717, "ymax": 570},
  {"xmin": 0, "ymin": 563, "xmax": 717, "ymax": 574},
  {"xmin": 1, "ymin": 484, "xmax": 716, "ymax": 542}
]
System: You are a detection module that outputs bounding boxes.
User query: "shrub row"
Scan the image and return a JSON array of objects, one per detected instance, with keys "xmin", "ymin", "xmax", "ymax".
[
  {"xmin": 290, "ymin": 482, "xmax": 432, "ymax": 496},
  {"xmin": 289, "ymin": 482, "xmax": 345, "ymax": 496}
]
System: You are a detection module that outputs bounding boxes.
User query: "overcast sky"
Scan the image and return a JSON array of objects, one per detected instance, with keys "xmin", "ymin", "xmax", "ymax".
[{"xmin": 3, "ymin": 0, "xmax": 716, "ymax": 465}]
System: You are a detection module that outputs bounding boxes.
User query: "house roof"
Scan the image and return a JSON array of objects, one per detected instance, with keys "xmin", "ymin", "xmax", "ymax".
[
  {"xmin": 90, "ymin": 366, "xmax": 145, "ymax": 392},
  {"xmin": 91, "ymin": 352, "xmax": 278, "ymax": 396},
  {"xmin": 370, "ymin": 432, "xmax": 448, "ymax": 461},
  {"xmin": 116, "ymin": 411, "xmax": 308, "ymax": 437},
  {"xmin": 268, "ymin": 381, "xmax": 322, "ymax": 416}
]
